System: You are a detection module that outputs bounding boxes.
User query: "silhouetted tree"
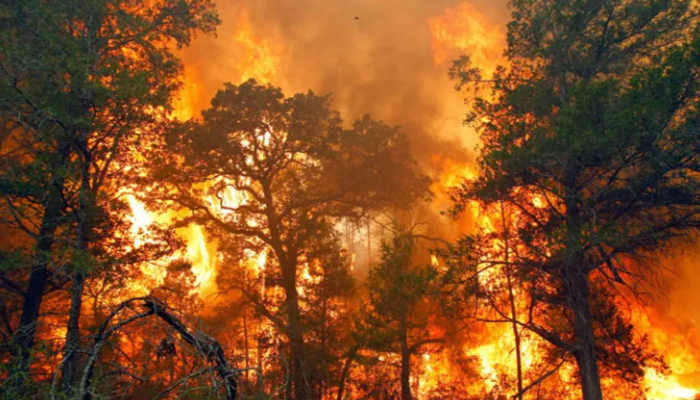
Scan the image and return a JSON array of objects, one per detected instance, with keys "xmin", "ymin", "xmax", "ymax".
[
  {"xmin": 450, "ymin": 1, "xmax": 700, "ymax": 399},
  {"xmin": 145, "ymin": 80, "xmax": 430, "ymax": 400},
  {"xmin": 0, "ymin": 0, "xmax": 218, "ymax": 394},
  {"xmin": 364, "ymin": 229, "xmax": 442, "ymax": 400}
]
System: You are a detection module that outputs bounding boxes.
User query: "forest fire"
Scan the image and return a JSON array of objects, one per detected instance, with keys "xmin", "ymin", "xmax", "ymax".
[
  {"xmin": 3, "ymin": 1, "xmax": 700, "ymax": 400},
  {"xmin": 122, "ymin": 8, "xmax": 285, "ymax": 299}
]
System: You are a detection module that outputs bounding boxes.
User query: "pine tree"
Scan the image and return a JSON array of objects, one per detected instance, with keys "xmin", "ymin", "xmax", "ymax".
[
  {"xmin": 450, "ymin": 1, "xmax": 700, "ymax": 399},
  {"xmin": 0, "ymin": 0, "xmax": 218, "ymax": 394}
]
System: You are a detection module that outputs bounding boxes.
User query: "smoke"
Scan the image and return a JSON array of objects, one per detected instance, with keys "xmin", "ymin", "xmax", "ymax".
[
  {"xmin": 175, "ymin": 0, "xmax": 511, "ymax": 244},
  {"xmin": 179, "ymin": 0, "xmax": 508, "ymax": 167}
]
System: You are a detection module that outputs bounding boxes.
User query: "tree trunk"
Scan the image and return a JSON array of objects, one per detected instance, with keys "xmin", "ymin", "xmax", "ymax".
[
  {"xmin": 563, "ymin": 166, "xmax": 603, "ymax": 400},
  {"xmin": 281, "ymin": 262, "xmax": 313, "ymax": 400},
  {"xmin": 501, "ymin": 202, "xmax": 523, "ymax": 400},
  {"xmin": 243, "ymin": 301, "xmax": 250, "ymax": 381},
  {"xmin": 336, "ymin": 345, "xmax": 358, "ymax": 400},
  {"xmin": 61, "ymin": 137, "xmax": 92, "ymax": 393},
  {"xmin": 399, "ymin": 322, "xmax": 412, "ymax": 400},
  {"xmin": 565, "ymin": 269, "xmax": 603, "ymax": 400},
  {"xmin": 60, "ymin": 270, "xmax": 85, "ymax": 394},
  {"xmin": 9, "ymin": 199, "xmax": 61, "ymax": 383},
  {"xmin": 9, "ymin": 146, "xmax": 68, "ymax": 388},
  {"xmin": 506, "ymin": 271, "xmax": 524, "ymax": 400},
  {"xmin": 288, "ymin": 306, "xmax": 309, "ymax": 400}
]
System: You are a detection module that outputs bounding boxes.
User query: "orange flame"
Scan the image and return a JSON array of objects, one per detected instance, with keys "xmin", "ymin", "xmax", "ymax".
[
  {"xmin": 233, "ymin": 11, "xmax": 282, "ymax": 85},
  {"xmin": 424, "ymin": 4, "xmax": 700, "ymax": 399},
  {"xmin": 124, "ymin": 9, "xmax": 282, "ymax": 300},
  {"xmin": 428, "ymin": 2, "xmax": 506, "ymax": 77},
  {"xmin": 118, "ymin": 4, "xmax": 700, "ymax": 399}
]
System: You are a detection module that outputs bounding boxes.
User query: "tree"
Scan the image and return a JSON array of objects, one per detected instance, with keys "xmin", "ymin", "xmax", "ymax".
[
  {"xmin": 296, "ymin": 227, "xmax": 357, "ymax": 399},
  {"xmin": 145, "ymin": 80, "xmax": 429, "ymax": 400},
  {"xmin": 448, "ymin": 201, "xmax": 661, "ymax": 399},
  {"xmin": 0, "ymin": 0, "xmax": 219, "ymax": 393},
  {"xmin": 450, "ymin": 1, "xmax": 700, "ymax": 399},
  {"xmin": 364, "ymin": 229, "xmax": 442, "ymax": 400}
]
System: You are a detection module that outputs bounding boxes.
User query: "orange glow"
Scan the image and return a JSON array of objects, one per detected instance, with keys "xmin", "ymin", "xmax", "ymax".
[
  {"xmin": 233, "ymin": 11, "xmax": 282, "ymax": 84},
  {"xmin": 122, "ymin": 9, "xmax": 283, "ymax": 300},
  {"xmin": 645, "ymin": 368, "xmax": 698, "ymax": 400},
  {"xmin": 634, "ymin": 307, "xmax": 700, "ymax": 400},
  {"xmin": 171, "ymin": 65, "xmax": 203, "ymax": 121},
  {"xmin": 125, "ymin": 194, "xmax": 218, "ymax": 297},
  {"xmin": 420, "ymin": 146, "xmax": 700, "ymax": 400},
  {"xmin": 429, "ymin": 155, "xmax": 476, "ymax": 210},
  {"xmin": 428, "ymin": 2, "xmax": 506, "ymax": 78},
  {"xmin": 114, "ymin": 4, "xmax": 700, "ymax": 399}
]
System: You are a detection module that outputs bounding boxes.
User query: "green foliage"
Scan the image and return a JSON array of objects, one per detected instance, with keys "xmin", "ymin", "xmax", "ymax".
[
  {"xmin": 450, "ymin": 0, "xmax": 700, "ymax": 395},
  {"xmin": 0, "ymin": 0, "xmax": 221, "ymax": 281},
  {"xmin": 0, "ymin": 0, "xmax": 220, "ymax": 394},
  {"xmin": 0, "ymin": 0, "xmax": 220, "ymax": 267},
  {"xmin": 0, "ymin": 0, "xmax": 220, "ymax": 229},
  {"xmin": 363, "ymin": 228, "xmax": 439, "ymax": 354}
]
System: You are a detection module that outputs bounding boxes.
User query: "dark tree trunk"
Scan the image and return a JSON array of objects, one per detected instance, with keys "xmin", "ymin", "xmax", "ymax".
[
  {"xmin": 243, "ymin": 301, "xmax": 250, "ymax": 380},
  {"xmin": 60, "ymin": 270, "xmax": 85, "ymax": 393},
  {"xmin": 501, "ymin": 202, "xmax": 523, "ymax": 400},
  {"xmin": 9, "ymin": 200, "xmax": 61, "ymax": 380},
  {"xmin": 281, "ymin": 261, "xmax": 314, "ymax": 400},
  {"xmin": 563, "ymin": 167, "xmax": 603, "ymax": 400},
  {"xmin": 565, "ymin": 269, "xmax": 603, "ymax": 400},
  {"xmin": 61, "ymin": 136, "xmax": 92, "ymax": 393},
  {"xmin": 336, "ymin": 345, "xmax": 358, "ymax": 400},
  {"xmin": 262, "ymin": 178, "xmax": 316, "ymax": 400},
  {"xmin": 9, "ymin": 146, "xmax": 68, "ymax": 388}
]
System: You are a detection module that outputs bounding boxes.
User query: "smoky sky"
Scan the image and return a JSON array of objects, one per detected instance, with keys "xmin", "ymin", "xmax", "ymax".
[
  {"xmin": 179, "ymin": 0, "xmax": 510, "ymax": 168},
  {"xmin": 177, "ymin": 0, "xmax": 700, "ymax": 344}
]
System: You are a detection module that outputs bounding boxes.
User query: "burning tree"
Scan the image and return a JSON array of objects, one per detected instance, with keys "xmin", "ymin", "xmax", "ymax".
[
  {"xmin": 144, "ymin": 80, "xmax": 430, "ymax": 400},
  {"xmin": 449, "ymin": 0, "xmax": 700, "ymax": 399},
  {"xmin": 363, "ymin": 229, "xmax": 443, "ymax": 400},
  {"xmin": 3, "ymin": 0, "xmax": 700, "ymax": 399},
  {"xmin": 0, "ymin": 0, "xmax": 218, "ymax": 396}
]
